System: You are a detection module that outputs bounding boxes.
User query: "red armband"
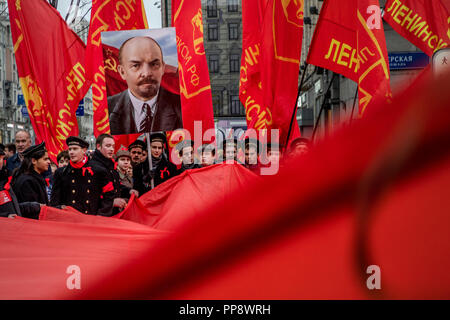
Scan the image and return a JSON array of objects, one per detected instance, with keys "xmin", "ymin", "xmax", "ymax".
[{"xmin": 102, "ymin": 181, "xmax": 114, "ymax": 193}]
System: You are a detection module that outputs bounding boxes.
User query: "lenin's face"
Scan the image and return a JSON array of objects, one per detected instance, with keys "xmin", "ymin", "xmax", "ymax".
[{"xmin": 118, "ymin": 37, "xmax": 165, "ymax": 101}]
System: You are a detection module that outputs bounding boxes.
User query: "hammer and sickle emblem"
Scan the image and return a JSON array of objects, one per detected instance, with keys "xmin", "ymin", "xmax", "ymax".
[
  {"xmin": 104, "ymin": 58, "xmax": 117, "ymax": 72},
  {"xmin": 281, "ymin": 0, "xmax": 304, "ymax": 27},
  {"xmin": 191, "ymin": 8, "xmax": 205, "ymax": 55}
]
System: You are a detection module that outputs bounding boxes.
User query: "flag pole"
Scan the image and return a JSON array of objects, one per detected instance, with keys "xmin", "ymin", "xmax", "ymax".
[
  {"xmin": 311, "ymin": 72, "xmax": 336, "ymax": 142},
  {"xmin": 285, "ymin": 63, "xmax": 309, "ymax": 149},
  {"xmin": 349, "ymin": 85, "xmax": 358, "ymax": 125},
  {"xmin": 145, "ymin": 132, "xmax": 154, "ymax": 190}
]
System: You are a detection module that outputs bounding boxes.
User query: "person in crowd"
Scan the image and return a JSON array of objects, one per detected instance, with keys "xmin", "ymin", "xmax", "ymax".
[
  {"xmin": 107, "ymin": 36, "xmax": 182, "ymax": 134},
  {"xmin": 50, "ymin": 136, "xmax": 115, "ymax": 216},
  {"xmin": 244, "ymin": 138, "xmax": 261, "ymax": 174},
  {"xmin": 264, "ymin": 141, "xmax": 284, "ymax": 174},
  {"xmin": 141, "ymin": 149, "xmax": 148, "ymax": 163},
  {"xmin": 5, "ymin": 143, "xmax": 16, "ymax": 160},
  {"xmin": 221, "ymin": 138, "xmax": 241, "ymax": 164},
  {"xmin": 115, "ymin": 149, "xmax": 134, "ymax": 193},
  {"xmin": 56, "ymin": 150, "xmax": 70, "ymax": 168},
  {"xmin": 199, "ymin": 144, "xmax": 216, "ymax": 167},
  {"xmin": 288, "ymin": 137, "xmax": 310, "ymax": 158},
  {"xmin": 1, "ymin": 148, "xmax": 41, "ymax": 219},
  {"xmin": 176, "ymin": 140, "xmax": 202, "ymax": 174},
  {"xmin": 6, "ymin": 130, "xmax": 32, "ymax": 173},
  {"xmin": 90, "ymin": 134, "xmax": 135, "ymax": 213},
  {"xmin": 133, "ymin": 132, "xmax": 177, "ymax": 195},
  {"xmin": 128, "ymin": 139, "xmax": 147, "ymax": 167},
  {"xmin": 10, "ymin": 142, "xmax": 50, "ymax": 217}
]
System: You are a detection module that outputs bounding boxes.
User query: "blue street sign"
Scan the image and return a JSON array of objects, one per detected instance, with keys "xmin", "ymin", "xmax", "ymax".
[
  {"xmin": 388, "ymin": 52, "xmax": 429, "ymax": 70},
  {"xmin": 18, "ymin": 94, "xmax": 25, "ymax": 106},
  {"xmin": 21, "ymin": 106, "xmax": 29, "ymax": 117},
  {"xmin": 76, "ymin": 99, "xmax": 84, "ymax": 116}
]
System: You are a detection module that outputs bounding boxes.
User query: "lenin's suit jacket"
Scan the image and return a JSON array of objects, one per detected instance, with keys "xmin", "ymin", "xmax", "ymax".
[{"xmin": 107, "ymin": 87, "xmax": 183, "ymax": 135}]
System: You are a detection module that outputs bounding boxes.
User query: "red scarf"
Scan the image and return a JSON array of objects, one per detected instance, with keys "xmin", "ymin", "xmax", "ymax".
[{"xmin": 70, "ymin": 156, "xmax": 88, "ymax": 169}]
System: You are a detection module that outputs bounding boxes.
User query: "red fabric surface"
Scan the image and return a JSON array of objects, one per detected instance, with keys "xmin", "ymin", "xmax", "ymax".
[
  {"xmin": 135, "ymin": 164, "xmax": 259, "ymax": 230},
  {"xmin": 239, "ymin": 0, "xmax": 270, "ymax": 131},
  {"xmin": 73, "ymin": 69, "xmax": 450, "ymax": 299},
  {"xmin": 8, "ymin": 0, "xmax": 90, "ymax": 163},
  {"xmin": 307, "ymin": 0, "xmax": 391, "ymax": 116},
  {"xmin": 260, "ymin": 0, "xmax": 303, "ymax": 144},
  {"xmin": 172, "ymin": 0, "xmax": 215, "ymax": 143},
  {"xmin": 1, "ymin": 70, "xmax": 450, "ymax": 299},
  {"xmin": 384, "ymin": 0, "xmax": 450, "ymax": 57},
  {"xmin": 0, "ymin": 206, "xmax": 167, "ymax": 299}
]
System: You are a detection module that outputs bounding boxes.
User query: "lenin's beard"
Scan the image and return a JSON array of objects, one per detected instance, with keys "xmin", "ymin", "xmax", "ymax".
[{"xmin": 137, "ymin": 78, "xmax": 160, "ymax": 99}]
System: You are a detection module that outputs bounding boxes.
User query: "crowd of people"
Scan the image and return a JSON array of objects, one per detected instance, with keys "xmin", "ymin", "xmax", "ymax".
[{"xmin": 0, "ymin": 130, "xmax": 310, "ymax": 219}]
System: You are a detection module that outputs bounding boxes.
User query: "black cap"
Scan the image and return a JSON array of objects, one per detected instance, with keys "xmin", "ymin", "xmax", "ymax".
[
  {"xmin": 66, "ymin": 136, "xmax": 89, "ymax": 149},
  {"xmin": 22, "ymin": 142, "xmax": 46, "ymax": 158},
  {"xmin": 128, "ymin": 139, "xmax": 147, "ymax": 151},
  {"xmin": 150, "ymin": 131, "xmax": 167, "ymax": 145}
]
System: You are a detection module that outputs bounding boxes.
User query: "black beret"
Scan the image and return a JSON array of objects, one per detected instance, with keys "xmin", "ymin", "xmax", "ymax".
[
  {"xmin": 66, "ymin": 136, "xmax": 89, "ymax": 148},
  {"xmin": 128, "ymin": 139, "xmax": 147, "ymax": 151},
  {"xmin": 22, "ymin": 142, "xmax": 46, "ymax": 158}
]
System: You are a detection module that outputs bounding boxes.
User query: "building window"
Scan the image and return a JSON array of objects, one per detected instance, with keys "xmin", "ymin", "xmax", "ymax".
[
  {"xmin": 230, "ymin": 95, "xmax": 242, "ymax": 115},
  {"xmin": 207, "ymin": 0, "xmax": 218, "ymax": 17},
  {"xmin": 209, "ymin": 54, "xmax": 219, "ymax": 73},
  {"xmin": 208, "ymin": 23, "xmax": 219, "ymax": 41},
  {"xmin": 212, "ymin": 91, "xmax": 223, "ymax": 116},
  {"xmin": 229, "ymin": 54, "xmax": 240, "ymax": 73},
  {"xmin": 228, "ymin": 0, "xmax": 239, "ymax": 12},
  {"xmin": 228, "ymin": 23, "xmax": 239, "ymax": 40}
]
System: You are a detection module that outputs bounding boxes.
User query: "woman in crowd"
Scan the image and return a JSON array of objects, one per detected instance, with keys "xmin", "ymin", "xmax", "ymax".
[{"xmin": 11, "ymin": 142, "xmax": 50, "ymax": 209}]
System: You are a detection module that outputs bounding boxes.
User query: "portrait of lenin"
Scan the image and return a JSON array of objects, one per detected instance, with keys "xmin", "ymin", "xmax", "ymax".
[{"xmin": 105, "ymin": 31, "xmax": 182, "ymax": 135}]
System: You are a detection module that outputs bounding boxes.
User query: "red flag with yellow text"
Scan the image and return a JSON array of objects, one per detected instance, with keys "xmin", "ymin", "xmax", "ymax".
[
  {"xmin": 172, "ymin": 0, "xmax": 215, "ymax": 145},
  {"xmin": 383, "ymin": 0, "xmax": 449, "ymax": 57},
  {"xmin": 8, "ymin": 0, "xmax": 90, "ymax": 162},
  {"xmin": 85, "ymin": 0, "xmax": 148, "ymax": 137},
  {"xmin": 260, "ymin": 0, "xmax": 303, "ymax": 146},
  {"xmin": 307, "ymin": 0, "xmax": 391, "ymax": 116},
  {"xmin": 239, "ymin": 0, "xmax": 270, "ymax": 131}
]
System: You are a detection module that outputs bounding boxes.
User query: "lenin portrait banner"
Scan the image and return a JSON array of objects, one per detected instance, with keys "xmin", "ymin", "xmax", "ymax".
[{"xmin": 101, "ymin": 28, "xmax": 182, "ymax": 136}]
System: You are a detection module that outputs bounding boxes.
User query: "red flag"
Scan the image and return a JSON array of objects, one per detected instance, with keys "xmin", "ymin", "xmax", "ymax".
[
  {"xmin": 8, "ymin": 0, "xmax": 90, "ymax": 162},
  {"xmin": 307, "ymin": 0, "xmax": 391, "ymax": 116},
  {"xmin": 239, "ymin": 0, "xmax": 271, "ymax": 131},
  {"xmin": 260, "ymin": 0, "xmax": 304, "ymax": 145},
  {"xmin": 172, "ymin": 0, "xmax": 215, "ymax": 144},
  {"xmin": 85, "ymin": 0, "xmax": 148, "ymax": 137},
  {"xmin": 383, "ymin": 0, "xmax": 450, "ymax": 57}
]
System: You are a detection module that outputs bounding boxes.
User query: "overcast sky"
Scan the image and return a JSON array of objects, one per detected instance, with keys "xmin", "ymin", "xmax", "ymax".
[{"xmin": 56, "ymin": 0, "xmax": 162, "ymax": 28}]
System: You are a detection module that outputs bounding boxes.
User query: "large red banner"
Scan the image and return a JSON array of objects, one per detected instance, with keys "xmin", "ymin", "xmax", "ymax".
[
  {"xmin": 239, "ymin": 0, "xmax": 270, "ymax": 131},
  {"xmin": 172, "ymin": 0, "xmax": 215, "ymax": 144},
  {"xmin": 260, "ymin": 0, "xmax": 303, "ymax": 145},
  {"xmin": 307, "ymin": 0, "xmax": 391, "ymax": 116},
  {"xmin": 85, "ymin": 0, "xmax": 148, "ymax": 137},
  {"xmin": 8, "ymin": 0, "xmax": 90, "ymax": 162},
  {"xmin": 383, "ymin": 0, "xmax": 450, "ymax": 57}
]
